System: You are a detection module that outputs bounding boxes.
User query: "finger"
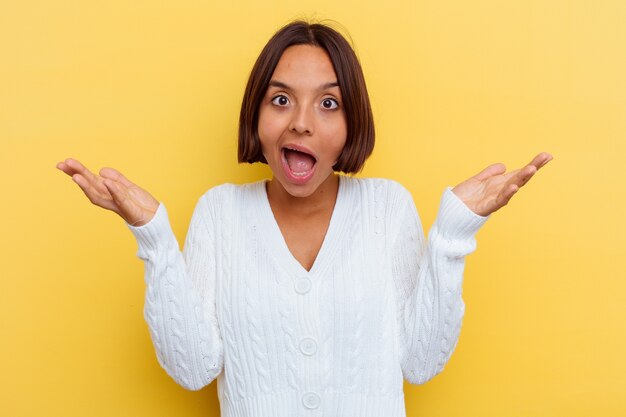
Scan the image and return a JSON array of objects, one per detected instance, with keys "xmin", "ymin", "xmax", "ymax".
[
  {"xmin": 502, "ymin": 154, "xmax": 545, "ymax": 184},
  {"xmin": 103, "ymin": 178, "xmax": 125, "ymax": 202},
  {"xmin": 103, "ymin": 179, "xmax": 137, "ymax": 212},
  {"xmin": 99, "ymin": 167, "xmax": 135, "ymax": 188},
  {"xmin": 57, "ymin": 160, "xmax": 82, "ymax": 177},
  {"xmin": 495, "ymin": 183, "xmax": 520, "ymax": 210},
  {"xmin": 56, "ymin": 161, "xmax": 73, "ymax": 176},
  {"xmin": 474, "ymin": 163, "xmax": 506, "ymax": 181},
  {"xmin": 529, "ymin": 152, "xmax": 553, "ymax": 170},
  {"xmin": 72, "ymin": 174, "xmax": 117, "ymax": 211},
  {"xmin": 64, "ymin": 158, "xmax": 109, "ymax": 195},
  {"xmin": 65, "ymin": 158, "xmax": 99, "ymax": 184},
  {"xmin": 514, "ymin": 164, "xmax": 537, "ymax": 187},
  {"xmin": 103, "ymin": 179, "xmax": 142, "ymax": 223},
  {"xmin": 495, "ymin": 152, "xmax": 553, "ymax": 182}
]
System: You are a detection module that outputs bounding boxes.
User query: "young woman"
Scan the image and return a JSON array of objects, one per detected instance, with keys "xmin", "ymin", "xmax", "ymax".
[{"xmin": 57, "ymin": 20, "xmax": 552, "ymax": 417}]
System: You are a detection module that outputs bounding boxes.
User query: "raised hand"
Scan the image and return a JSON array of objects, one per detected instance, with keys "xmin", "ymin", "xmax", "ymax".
[
  {"xmin": 56, "ymin": 158, "xmax": 159, "ymax": 226},
  {"xmin": 451, "ymin": 152, "xmax": 553, "ymax": 217}
]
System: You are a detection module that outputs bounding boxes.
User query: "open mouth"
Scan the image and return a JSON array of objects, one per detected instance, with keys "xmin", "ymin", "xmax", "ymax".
[
  {"xmin": 281, "ymin": 145, "xmax": 317, "ymax": 182},
  {"xmin": 283, "ymin": 146, "xmax": 317, "ymax": 177}
]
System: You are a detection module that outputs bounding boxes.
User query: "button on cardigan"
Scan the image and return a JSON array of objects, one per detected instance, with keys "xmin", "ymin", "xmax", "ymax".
[{"xmin": 126, "ymin": 175, "xmax": 489, "ymax": 417}]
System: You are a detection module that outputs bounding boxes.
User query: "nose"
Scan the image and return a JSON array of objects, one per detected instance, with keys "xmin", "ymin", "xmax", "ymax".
[{"xmin": 288, "ymin": 104, "xmax": 314, "ymax": 135}]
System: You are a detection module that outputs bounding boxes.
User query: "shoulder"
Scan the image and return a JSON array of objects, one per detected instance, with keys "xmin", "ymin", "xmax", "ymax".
[
  {"xmin": 341, "ymin": 176, "xmax": 413, "ymax": 205},
  {"xmin": 341, "ymin": 176, "xmax": 418, "ymax": 235},
  {"xmin": 196, "ymin": 180, "xmax": 265, "ymax": 217},
  {"xmin": 199, "ymin": 180, "xmax": 264, "ymax": 202}
]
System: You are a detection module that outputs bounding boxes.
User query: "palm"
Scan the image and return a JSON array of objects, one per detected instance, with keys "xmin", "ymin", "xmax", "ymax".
[
  {"xmin": 56, "ymin": 158, "xmax": 159, "ymax": 226},
  {"xmin": 452, "ymin": 152, "xmax": 553, "ymax": 217}
]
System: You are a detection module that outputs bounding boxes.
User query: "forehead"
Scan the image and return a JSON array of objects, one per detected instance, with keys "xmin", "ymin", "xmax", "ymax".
[{"xmin": 271, "ymin": 44, "xmax": 338, "ymax": 85}]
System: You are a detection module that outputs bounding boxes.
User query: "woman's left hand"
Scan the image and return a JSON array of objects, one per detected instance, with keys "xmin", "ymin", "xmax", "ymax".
[{"xmin": 451, "ymin": 152, "xmax": 554, "ymax": 217}]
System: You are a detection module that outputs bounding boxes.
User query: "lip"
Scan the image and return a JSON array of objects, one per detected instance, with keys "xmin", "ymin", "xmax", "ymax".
[
  {"xmin": 280, "ymin": 144, "xmax": 317, "ymax": 185},
  {"xmin": 281, "ymin": 143, "xmax": 318, "ymax": 161}
]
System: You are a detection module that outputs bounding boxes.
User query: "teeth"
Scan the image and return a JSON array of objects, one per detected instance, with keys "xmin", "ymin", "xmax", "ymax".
[{"xmin": 291, "ymin": 170, "xmax": 310, "ymax": 177}]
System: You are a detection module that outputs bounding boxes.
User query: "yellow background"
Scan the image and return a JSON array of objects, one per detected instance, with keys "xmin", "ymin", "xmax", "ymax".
[{"xmin": 1, "ymin": 0, "xmax": 624, "ymax": 416}]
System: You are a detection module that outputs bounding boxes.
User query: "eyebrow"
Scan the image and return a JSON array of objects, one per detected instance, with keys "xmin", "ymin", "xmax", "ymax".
[{"xmin": 267, "ymin": 80, "xmax": 339, "ymax": 91}]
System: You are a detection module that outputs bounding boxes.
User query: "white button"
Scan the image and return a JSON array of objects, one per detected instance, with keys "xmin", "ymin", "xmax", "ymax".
[
  {"xmin": 302, "ymin": 392, "xmax": 320, "ymax": 409},
  {"xmin": 299, "ymin": 337, "xmax": 317, "ymax": 355},
  {"xmin": 294, "ymin": 277, "xmax": 312, "ymax": 294}
]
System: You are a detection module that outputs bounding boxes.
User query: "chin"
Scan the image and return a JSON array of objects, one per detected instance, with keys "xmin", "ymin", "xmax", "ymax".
[
  {"xmin": 279, "ymin": 179, "xmax": 321, "ymax": 199},
  {"xmin": 272, "ymin": 169, "xmax": 336, "ymax": 200}
]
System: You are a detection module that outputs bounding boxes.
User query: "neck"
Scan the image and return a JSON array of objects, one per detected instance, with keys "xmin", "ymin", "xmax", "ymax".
[{"xmin": 266, "ymin": 173, "xmax": 340, "ymax": 217}]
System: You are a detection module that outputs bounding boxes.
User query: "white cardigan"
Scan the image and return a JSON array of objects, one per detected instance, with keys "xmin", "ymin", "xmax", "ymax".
[{"xmin": 126, "ymin": 175, "xmax": 489, "ymax": 417}]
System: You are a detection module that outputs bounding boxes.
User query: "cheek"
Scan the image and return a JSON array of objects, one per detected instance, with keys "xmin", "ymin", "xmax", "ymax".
[
  {"xmin": 258, "ymin": 110, "xmax": 284, "ymax": 148},
  {"xmin": 326, "ymin": 119, "xmax": 348, "ymax": 155},
  {"xmin": 256, "ymin": 118, "xmax": 271, "ymax": 151},
  {"xmin": 334, "ymin": 140, "xmax": 347, "ymax": 162},
  {"xmin": 321, "ymin": 135, "xmax": 347, "ymax": 167}
]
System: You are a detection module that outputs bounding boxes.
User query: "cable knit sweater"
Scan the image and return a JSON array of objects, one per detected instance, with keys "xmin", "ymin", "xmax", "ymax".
[{"xmin": 126, "ymin": 175, "xmax": 489, "ymax": 417}]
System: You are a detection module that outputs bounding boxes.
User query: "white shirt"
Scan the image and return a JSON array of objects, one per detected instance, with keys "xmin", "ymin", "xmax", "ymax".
[{"xmin": 127, "ymin": 175, "xmax": 489, "ymax": 417}]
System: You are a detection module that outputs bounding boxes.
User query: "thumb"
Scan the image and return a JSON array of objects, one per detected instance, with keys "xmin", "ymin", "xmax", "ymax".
[
  {"xmin": 474, "ymin": 163, "xmax": 506, "ymax": 181},
  {"xmin": 102, "ymin": 179, "xmax": 136, "ymax": 222},
  {"xmin": 100, "ymin": 167, "xmax": 135, "ymax": 188}
]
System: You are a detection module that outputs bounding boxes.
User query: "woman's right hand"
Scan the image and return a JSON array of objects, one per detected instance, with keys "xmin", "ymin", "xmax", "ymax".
[{"xmin": 56, "ymin": 158, "xmax": 160, "ymax": 227}]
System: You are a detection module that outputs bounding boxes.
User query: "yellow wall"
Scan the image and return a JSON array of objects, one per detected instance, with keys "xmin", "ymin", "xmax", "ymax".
[{"xmin": 2, "ymin": 1, "xmax": 624, "ymax": 416}]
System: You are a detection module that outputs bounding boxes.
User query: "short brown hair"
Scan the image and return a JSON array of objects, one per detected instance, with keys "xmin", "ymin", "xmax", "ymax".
[{"xmin": 238, "ymin": 20, "xmax": 375, "ymax": 174}]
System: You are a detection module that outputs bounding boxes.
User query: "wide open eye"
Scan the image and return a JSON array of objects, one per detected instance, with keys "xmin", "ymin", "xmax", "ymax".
[
  {"xmin": 271, "ymin": 95, "xmax": 289, "ymax": 106},
  {"xmin": 321, "ymin": 98, "xmax": 339, "ymax": 110}
]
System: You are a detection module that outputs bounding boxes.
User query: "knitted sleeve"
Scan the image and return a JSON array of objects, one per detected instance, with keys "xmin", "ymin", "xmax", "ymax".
[
  {"xmin": 126, "ymin": 194, "xmax": 224, "ymax": 391},
  {"xmin": 391, "ymin": 185, "xmax": 489, "ymax": 385}
]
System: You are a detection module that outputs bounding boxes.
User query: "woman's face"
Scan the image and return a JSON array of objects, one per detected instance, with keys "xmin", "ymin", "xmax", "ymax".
[{"xmin": 258, "ymin": 44, "xmax": 347, "ymax": 199}]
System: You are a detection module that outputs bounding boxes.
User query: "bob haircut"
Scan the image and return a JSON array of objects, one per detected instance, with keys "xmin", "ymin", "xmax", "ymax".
[{"xmin": 238, "ymin": 20, "xmax": 375, "ymax": 174}]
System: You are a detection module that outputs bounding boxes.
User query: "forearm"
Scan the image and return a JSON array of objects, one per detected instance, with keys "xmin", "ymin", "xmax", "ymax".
[
  {"xmin": 128, "ymin": 202, "xmax": 224, "ymax": 390},
  {"xmin": 400, "ymin": 231, "xmax": 468, "ymax": 384},
  {"xmin": 396, "ymin": 187, "xmax": 488, "ymax": 385}
]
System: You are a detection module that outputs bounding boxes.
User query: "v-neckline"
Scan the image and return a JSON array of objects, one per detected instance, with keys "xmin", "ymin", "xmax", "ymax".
[{"xmin": 255, "ymin": 175, "xmax": 350, "ymax": 277}]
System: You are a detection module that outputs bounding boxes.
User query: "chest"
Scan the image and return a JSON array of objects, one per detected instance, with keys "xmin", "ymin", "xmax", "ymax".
[
  {"xmin": 212, "ymin": 183, "xmax": 402, "ymax": 370},
  {"xmin": 273, "ymin": 213, "xmax": 331, "ymax": 272}
]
